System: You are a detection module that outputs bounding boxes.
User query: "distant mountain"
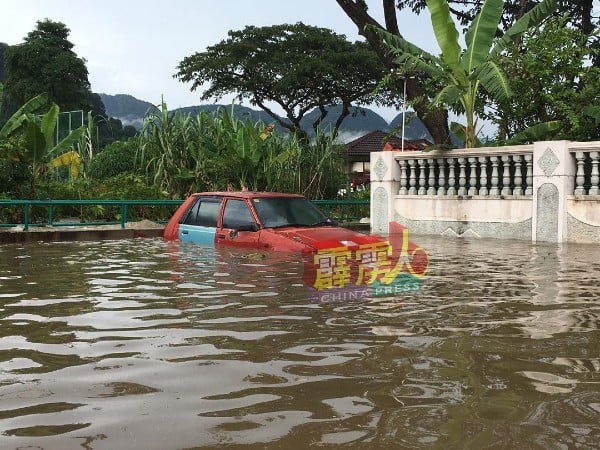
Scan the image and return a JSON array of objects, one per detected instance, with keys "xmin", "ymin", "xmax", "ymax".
[
  {"xmin": 98, "ymin": 93, "xmax": 431, "ymax": 143},
  {"xmin": 175, "ymin": 104, "xmax": 276, "ymax": 127},
  {"xmin": 389, "ymin": 111, "xmax": 434, "ymax": 141},
  {"xmin": 99, "ymin": 94, "xmax": 154, "ymax": 128},
  {"xmin": 301, "ymin": 104, "xmax": 390, "ymax": 142}
]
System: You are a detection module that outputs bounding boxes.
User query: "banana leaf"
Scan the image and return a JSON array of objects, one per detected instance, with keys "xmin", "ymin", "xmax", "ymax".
[
  {"xmin": 426, "ymin": 0, "xmax": 463, "ymax": 77},
  {"xmin": 462, "ymin": 0, "xmax": 503, "ymax": 72},
  {"xmin": 0, "ymin": 93, "xmax": 48, "ymax": 140}
]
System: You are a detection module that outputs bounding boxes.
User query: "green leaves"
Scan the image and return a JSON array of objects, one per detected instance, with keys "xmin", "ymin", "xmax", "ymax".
[
  {"xmin": 476, "ymin": 60, "xmax": 512, "ymax": 102},
  {"xmin": 175, "ymin": 22, "xmax": 387, "ymax": 138},
  {"xmin": 134, "ymin": 99, "xmax": 345, "ymax": 199},
  {"xmin": 3, "ymin": 19, "xmax": 91, "ymax": 113},
  {"xmin": 491, "ymin": 0, "xmax": 558, "ymax": 58},
  {"xmin": 377, "ymin": 0, "xmax": 557, "ymax": 147},
  {"xmin": 506, "ymin": 121, "xmax": 561, "ymax": 144},
  {"xmin": 0, "ymin": 91, "xmax": 48, "ymax": 140},
  {"xmin": 426, "ymin": 0, "xmax": 462, "ymax": 74},
  {"xmin": 462, "ymin": 0, "xmax": 503, "ymax": 72}
]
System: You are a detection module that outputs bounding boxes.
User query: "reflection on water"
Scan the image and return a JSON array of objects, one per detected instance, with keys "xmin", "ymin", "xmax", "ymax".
[{"xmin": 0, "ymin": 236, "xmax": 598, "ymax": 449}]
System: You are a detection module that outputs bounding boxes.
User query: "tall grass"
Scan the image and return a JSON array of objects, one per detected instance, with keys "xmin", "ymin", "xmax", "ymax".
[{"xmin": 135, "ymin": 101, "xmax": 346, "ymax": 199}]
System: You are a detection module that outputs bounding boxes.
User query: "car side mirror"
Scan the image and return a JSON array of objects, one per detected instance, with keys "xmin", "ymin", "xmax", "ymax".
[
  {"xmin": 327, "ymin": 218, "xmax": 338, "ymax": 226},
  {"xmin": 236, "ymin": 222, "xmax": 259, "ymax": 232}
]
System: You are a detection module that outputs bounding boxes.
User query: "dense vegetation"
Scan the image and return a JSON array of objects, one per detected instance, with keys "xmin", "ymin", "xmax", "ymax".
[{"xmin": 336, "ymin": 0, "xmax": 599, "ymax": 144}]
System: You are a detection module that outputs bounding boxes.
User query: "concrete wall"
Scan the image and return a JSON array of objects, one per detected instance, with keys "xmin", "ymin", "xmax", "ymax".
[{"xmin": 371, "ymin": 140, "xmax": 600, "ymax": 243}]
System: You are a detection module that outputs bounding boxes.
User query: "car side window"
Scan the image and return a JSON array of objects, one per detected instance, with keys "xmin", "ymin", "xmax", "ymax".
[
  {"xmin": 222, "ymin": 199, "xmax": 255, "ymax": 229},
  {"xmin": 182, "ymin": 198, "xmax": 221, "ymax": 227}
]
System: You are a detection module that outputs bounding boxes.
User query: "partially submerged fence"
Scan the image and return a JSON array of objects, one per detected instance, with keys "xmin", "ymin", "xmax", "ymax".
[{"xmin": 0, "ymin": 199, "xmax": 369, "ymax": 231}]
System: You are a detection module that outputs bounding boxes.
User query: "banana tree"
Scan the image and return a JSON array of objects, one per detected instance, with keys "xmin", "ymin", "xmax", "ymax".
[
  {"xmin": 20, "ymin": 103, "xmax": 84, "ymax": 198},
  {"xmin": 375, "ymin": 0, "xmax": 557, "ymax": 148},
  {"xmin": 0, "ymin": 83, "xmax": 48, "ymax": 141}
]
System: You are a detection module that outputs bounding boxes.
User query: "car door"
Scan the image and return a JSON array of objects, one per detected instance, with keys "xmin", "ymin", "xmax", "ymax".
[
  {"xmin": 178, "ymin": 196, "xmax": 223, "ymax": 244},
  {"xmin": 217, "ymin": 198, "xmax": 261, "ymax": 249}
]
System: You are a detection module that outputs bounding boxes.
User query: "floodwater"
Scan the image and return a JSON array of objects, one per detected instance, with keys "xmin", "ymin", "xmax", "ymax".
[{"xmin": 0, "ymin": 235, "xmax": 598, "ymax": 450}]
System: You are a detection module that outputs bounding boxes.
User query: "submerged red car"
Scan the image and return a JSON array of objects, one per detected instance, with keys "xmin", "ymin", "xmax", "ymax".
[{"xmin": 163, "ymin": 191, "xmax": 384, "ymax": 252}]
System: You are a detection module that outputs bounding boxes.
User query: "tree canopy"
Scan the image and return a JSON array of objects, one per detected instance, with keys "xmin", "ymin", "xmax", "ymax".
[
  {"xmin": 395, "ymin": 0, "xmax": 597, "ymax": 36},
  {"xmin": 494, "ymin": 16, "xmax": 600, "ymax": 141},
  {"xmin": 2, "ymin": 19, "xmax": 91, "ymax": 118},
  {"xmin": 336, "ymin": 0, "xmax": 598, "ymax": 144},
  {"xmin": 175, "ymin": 22, "xmax": 389, "ymax": 140}
]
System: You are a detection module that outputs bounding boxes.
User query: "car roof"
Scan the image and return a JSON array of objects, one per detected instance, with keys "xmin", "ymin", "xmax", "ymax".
[{"xmin": 191, "ymin": 191, "xmax": 305, "ymax": 200}]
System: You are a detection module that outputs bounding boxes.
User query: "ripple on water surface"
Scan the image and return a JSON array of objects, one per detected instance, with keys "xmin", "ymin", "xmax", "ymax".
[{"xmin": 0, "ymin": 237, "xmax": 598, "ymax": 448}]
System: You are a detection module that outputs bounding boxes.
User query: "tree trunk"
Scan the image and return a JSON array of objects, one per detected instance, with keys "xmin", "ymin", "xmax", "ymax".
[{"xmin": 335, "ymin": 0, "xmax": 450, "ymax": 145}]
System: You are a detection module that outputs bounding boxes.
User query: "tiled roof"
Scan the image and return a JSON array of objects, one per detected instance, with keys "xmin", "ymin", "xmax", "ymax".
[{"xmin": 346, "ymin": 130, "xmax": 431, "ymax": 155}]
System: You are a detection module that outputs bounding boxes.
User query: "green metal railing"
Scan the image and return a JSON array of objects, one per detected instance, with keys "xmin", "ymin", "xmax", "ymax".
[
  {"xmin": 0, "ymin": 199, "xmax": 183, "ymax": 231},
  {"xmin": 0, "ymin": 198, "xmax": 370, "ymax": 231}
]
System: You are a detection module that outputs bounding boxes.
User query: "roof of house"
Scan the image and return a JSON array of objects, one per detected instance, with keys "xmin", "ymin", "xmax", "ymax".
[{"xmin": 346, "ymin": 130, "xmax": 431, "ymax": 156}]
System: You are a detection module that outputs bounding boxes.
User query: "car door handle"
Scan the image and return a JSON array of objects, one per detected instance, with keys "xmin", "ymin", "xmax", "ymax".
[
  {"xmin": 217, "ymin": 234, "xmax": 226, "ymax": 239},
  {"xmin": 181, "ymin": 230, "xmax": 188, "ymax": 235}
]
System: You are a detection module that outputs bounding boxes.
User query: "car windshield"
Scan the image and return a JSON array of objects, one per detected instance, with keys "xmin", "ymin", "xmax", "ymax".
[{"xmin": 252, "ymin": 196, "xmax": 330, "ymax": 228}]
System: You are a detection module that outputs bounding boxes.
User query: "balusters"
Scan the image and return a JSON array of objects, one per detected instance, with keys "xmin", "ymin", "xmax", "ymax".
[
  {"xmin": 513, "ymin": 154, "xmax": 523, "ymax": 196},
  {"xmin": 457, "ymin": 157, "xmax": 467, "ymax": 195},
  {"xmin": 394, "ymin": 153, "xmax": 540, "ymax": 197},
  {"xmin": 524, "ymin": 154, "xmax": 533, "ymax": 195},
  {"xmin": 574, "ymin": 152, "xmax": 586, "ymax": 195},
  {"xmin": 417, "ymin": 159, "xmax": 427, "ymax": 195},
  {"xmin": 398, "ymin": 159, "xmax": 408, "ymax": 195},
  {"xmin": 427, "ymin": 159, "xmax": 437, "ymax": 195},
  {"xmin": 489, "ymin": 156, "xmax": 500, "ymax": 195},
  {"xmin": 447, "ymin": 158, "xmax": 457, "ymax": 195},
  {"xmin": 437, "ymin": 158, "xmax": 446, "ymax": 195},
  {"xmin": 468, "ymin": 157, "xmax": 478, "ymax": 196},
  {"xmin": 501, "ymin": 156, "xmax": 512, "ymax": 196},
  {"xmin": 478, "ymin": 156, "xmax": 488, "ymax": 196},
  {"xmin": 408, "ymin": 159, "xmax": 417, "ymax": 195},
  {"xmin": 590, "ymin": 151, "xmax": 599, "ymax": 195}
]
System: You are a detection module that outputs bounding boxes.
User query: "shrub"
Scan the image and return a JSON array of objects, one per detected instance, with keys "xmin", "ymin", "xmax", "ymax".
[{"xmin": 88, "ymin": 138, "xmax": 138, "ymax": 180}]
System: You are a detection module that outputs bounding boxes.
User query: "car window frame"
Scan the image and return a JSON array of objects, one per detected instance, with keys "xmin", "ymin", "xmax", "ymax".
[{"xmin": 180, "ymin": 195, "xmax": 223, "ymax": 227}]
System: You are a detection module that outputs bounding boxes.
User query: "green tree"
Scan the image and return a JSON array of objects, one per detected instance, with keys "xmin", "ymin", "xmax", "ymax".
[
  {"xmin": 374, "ymin": 0, "xmax": 557, "ymax": 147},
  {"xmin": 2, "ymin": 19, "xmax": 91, "ymax": 118},
  {"xmin": 494, "ymin": 16, "xmax": 600, "ymax": 141},
  {"xmin": 175, "ymin": 23, "xmax": 389, "ymax": 141}
]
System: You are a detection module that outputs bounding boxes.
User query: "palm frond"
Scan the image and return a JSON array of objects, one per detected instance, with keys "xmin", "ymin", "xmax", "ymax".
[{"xmin": 0, "ymin": 93, "xmax": 48, "ymax": 140}]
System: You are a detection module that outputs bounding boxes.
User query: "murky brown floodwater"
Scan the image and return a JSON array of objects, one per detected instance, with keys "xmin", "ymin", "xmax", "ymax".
[{"xmin": 0, "ymin": 236, "xmax": 598, "ymax": 449}]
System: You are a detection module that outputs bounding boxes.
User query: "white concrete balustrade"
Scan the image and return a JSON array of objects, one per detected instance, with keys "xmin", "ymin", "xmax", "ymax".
[
  {"xmin": 371, "ymin": 140, "xmax": 600, "ymax": 244},
  {"xmin": 395, "ymin": 146, "xmax": 535, "ymax": 198}
]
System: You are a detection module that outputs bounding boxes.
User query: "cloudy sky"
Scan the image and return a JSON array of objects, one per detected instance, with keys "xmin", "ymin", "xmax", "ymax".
[{"xmin": 1, "ymin": 1, "xmax": 437, "ymax": 121}]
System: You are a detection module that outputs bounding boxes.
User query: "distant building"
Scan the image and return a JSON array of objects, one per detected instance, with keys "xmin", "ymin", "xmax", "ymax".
[{"xmin": 345, "ymin": 130, "xmax": 431, "ymax": 178}]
